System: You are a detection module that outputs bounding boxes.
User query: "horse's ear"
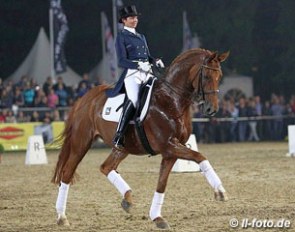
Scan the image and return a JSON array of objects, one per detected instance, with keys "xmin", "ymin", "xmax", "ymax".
[
  {"xmin": 218, "ymin": 51, "xmax": 230, "ymax": 62},
  {"xmin": 207, "ymin": 52, "xmax": 218, "ymax": 63}
]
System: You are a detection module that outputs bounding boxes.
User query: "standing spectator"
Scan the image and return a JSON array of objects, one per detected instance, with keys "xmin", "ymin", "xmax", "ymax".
[
  {"xmin": 30, "ymin": 78, "xmax": 39, "ymax": 90},
  {"xmin": 55, "ymin": 83, "xmax": 68, "ymax": 107},
  {"xmin": 229, "ymin": 100, "xmax": 239, "ymax": 142},
  {"xmin": 47, "ymin": 88, "xmax": 59, "ymax": 108},
  {"xmin": 34, "ymin": 88, "xmax": 46, "ymax": 107},
  {"xmin": 237, "ymin": 97, "xmax": 248, "ymax": 142},
  {"xmin": 23, "ymin": 81, "xmax": 35, "ymax": 107},
  {"xmin": 35, "ymin": 95, "xmax": 48, "ymax": 108},
  {"xmin": 262, "ymin": 101, "xmax": 272, "ymax": 140},
  {"xmin": 254, "ymin": 95, "xmax": 263, "ymax": 138},
  {"xmin": 53, "ymin": 76, "xmax": 67, "ymax": 92},
  {"xmin": 270, "ymin": 96, "xmax": 284, "ymax": 140},
  {"xmin": 76, "ymin": 82, "xmax": 89, "ymax": 99},
  {"xmin": 13, "ymin": 87, "xmax": 25, "ymax": 108},
  {"xmin": 217, "ymin": 100, "xmax": 231, "ymax": 142},
  {"xmin": 289, "ymin": 95, "xmax": 295, "ymax": 114},
  {"xmin": 43, "ymin": 76, "xmax": 54, "ymax": 96},
  {"xmin": 192, "ymin": 105, "xmax": 205, "ymax": 143},
  {"xmin": 52, "ymin": 109, "xmax": 61, "ymax": 121},
  {"xmin": 0, "ymin": 110, "xmax": 7, "ymax": 123},
  {"xmin": 30, "ymin": 111, "xmax": 40, "ymax": 122},
  {"xmin": 247, "ymin": 98, "xmax": 260, "ymax": 141},
  {"xmin": 0, "ymin": 87, "xmax": 13, "ymax": 109},
  {"xmin": 16, "ymin": 111, "xmax": 30, "ymax": 123},
  {"xmin": 42, "ymin": 111, "xmax": 53, "ymax": 123},
  {"xmin": 5, "ymin": 110, "xmax": 16, "ymax": 123},
  {"xmin": 0, "ymin": 78, "xmax": 4, "ymax": 96},
  {"xmin": 78, "ymin": 73, "xmax": 91, "ymax": 89},
  {"xmin": 14, "ymin": 75, "xmax": 28, "ymax": 90},
  {"xmin": 65, "ymin": 86, "xmax": 76, "ymax": 104}
]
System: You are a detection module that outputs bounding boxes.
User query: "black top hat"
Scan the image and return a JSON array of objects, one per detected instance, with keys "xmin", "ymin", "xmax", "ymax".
[{"xmin": 118, "ymin": 5, "xmax": 140, "ymax": 23}]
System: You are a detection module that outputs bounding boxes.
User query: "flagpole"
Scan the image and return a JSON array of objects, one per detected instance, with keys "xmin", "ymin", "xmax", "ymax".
[
  {"xmin": 49, "ymin": 8, "xmax": 56, "ymax": 82},
  {"xmin": 112, "ymin": 0, "xmax": 118, "ymax": 40},
  {"xmin": 101, "ymin": 12, "xmax": 106, "ymax": 58},
  {"xmin": 112, "ymin": 0, "xmax": 119, "ymax": 79},
  {"xmin": 183, "ymin": 11, "xmax": 186, "ymax": 51}
]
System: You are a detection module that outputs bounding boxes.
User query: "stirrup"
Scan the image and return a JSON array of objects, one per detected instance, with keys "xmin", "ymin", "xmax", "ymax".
[
  {"xmin": 113, "ymin": 134, "xmax": 124, "ymax": 150},
  {"xmin": 114, "ymin": 143, "xmax": 124, "ymax": 151}
]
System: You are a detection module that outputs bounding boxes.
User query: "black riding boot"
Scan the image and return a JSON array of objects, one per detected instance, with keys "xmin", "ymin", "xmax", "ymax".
[{"xmin": 113, "ymin": 100, "xmax": 135, "ymax": 150}]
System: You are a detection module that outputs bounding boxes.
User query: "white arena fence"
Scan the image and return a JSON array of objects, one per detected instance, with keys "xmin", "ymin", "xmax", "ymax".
[{"xmin": 0, "ymin": 107, "xmax": 294, "ymax": 143}]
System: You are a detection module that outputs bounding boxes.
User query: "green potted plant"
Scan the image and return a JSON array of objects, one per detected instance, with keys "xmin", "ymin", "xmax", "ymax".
[{"xmin": 0, "ymin": 143, "xmax": 4, "ymax": 163}]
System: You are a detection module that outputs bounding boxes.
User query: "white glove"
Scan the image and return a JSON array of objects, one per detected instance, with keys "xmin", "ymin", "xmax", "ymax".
[
  {"xmin": 156, "ymin": 59, "xmax": 165, "ymax": 68},
  {"xmin": 138, "ymin": 61, "xmax": 151, "ymax": 72}
]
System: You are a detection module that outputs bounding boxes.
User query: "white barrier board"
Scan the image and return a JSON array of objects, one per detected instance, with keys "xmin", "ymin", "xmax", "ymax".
[
  {"xmin": 25, "ymin": 135, "xmax": 48, "ymax": 165},
  {"xmin": 287, "ymin": 125, "xmax": 295, "ymax": 157},
  {"xmin": 172, "ymin": 134, "xmax": 200, "ymax": 172}
]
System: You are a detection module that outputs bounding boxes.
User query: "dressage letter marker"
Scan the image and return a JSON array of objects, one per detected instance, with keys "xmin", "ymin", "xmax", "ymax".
[
  {"xmin": 25, "ymin": 135, "xmax": 48, "ymax": 165},
  {"xmin": 286, "ymin": 125, "xmax": 295, "ymax": 157},
  {"xmin": 172, "ymin": 134, "xmax": 200, "ymax": 172}
]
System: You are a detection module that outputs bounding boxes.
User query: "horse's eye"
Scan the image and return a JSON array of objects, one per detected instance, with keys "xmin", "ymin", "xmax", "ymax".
[{"xmin": 204, "ymin": 75, "xmax": 211, "ymax": 81}]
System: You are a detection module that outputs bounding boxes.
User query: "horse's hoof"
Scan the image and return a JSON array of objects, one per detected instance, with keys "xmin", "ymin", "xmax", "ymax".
[
  {"xmin": 153, "ymin": 217, "xmax": 170, "ymax": 230},
  {"xmin": 214, "ymin": 191, "xmax": 229, "ymax": 201},
  {"xmin": 57, "ymin": 214, "xmax": 70, "ymax": 226},
  {"xmin": 121, "ymin": 198, "xmax": 133, "ymax": 213}
]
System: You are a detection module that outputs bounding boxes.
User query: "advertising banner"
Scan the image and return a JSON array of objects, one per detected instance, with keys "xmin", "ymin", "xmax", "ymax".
[{"xmin": 0, "ymin": 122, "xmax": 64, "ymax": 151}]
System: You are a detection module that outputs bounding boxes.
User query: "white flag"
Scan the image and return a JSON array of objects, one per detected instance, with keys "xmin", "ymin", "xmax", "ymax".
[
  {"xmin": 116, "ymin": 0, "xmax": 124, "ymax": 31},
  {"xmin": 102, "ymin": 12, "xmax": 117, "ymax": 81},
  {"xmin": 182, "ymin": 11, "xmax": 201, "ymax": 52}
]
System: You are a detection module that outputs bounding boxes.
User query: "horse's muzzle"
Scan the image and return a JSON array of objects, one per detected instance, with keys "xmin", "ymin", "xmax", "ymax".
[{"xmin": 201, "ymin": 102, "xmax": 218, "ymax": 116}]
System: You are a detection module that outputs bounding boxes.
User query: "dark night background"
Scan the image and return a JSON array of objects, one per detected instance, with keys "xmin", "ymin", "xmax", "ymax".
[{"xmin": 1, "ymin": 0, "xmax": 295, "ymax": 100}]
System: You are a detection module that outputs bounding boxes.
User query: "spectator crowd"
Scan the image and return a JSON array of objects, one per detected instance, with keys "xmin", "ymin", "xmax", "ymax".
[
  {"xmin": 1, "ymin": 74, "xmax": 295, "ymax": 143},
  {"xmin": 192, "ymin": 95, "xmax": 295, "ymax": 143},
  {"xmin": 0, "ymin": 74, "xmax": 99, "ymax": 123}
]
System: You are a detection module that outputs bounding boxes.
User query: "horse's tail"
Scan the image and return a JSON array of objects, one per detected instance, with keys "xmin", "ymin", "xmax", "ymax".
[
  {"xmin": 51, "ymin": 101, "xmax": 77, "ymax": 185},
  {"xmin": 51, "ymin": 84, "xmax": 110, "ymax": 185}
]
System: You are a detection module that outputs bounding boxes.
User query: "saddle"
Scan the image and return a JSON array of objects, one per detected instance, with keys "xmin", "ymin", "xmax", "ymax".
[
  {"xmin": 102, "ymin": 77, "xmax": 157, "ymax": 123},
  {"xmin": 102, "ymin": 77, "xmax": 157, "ymax": 155}
]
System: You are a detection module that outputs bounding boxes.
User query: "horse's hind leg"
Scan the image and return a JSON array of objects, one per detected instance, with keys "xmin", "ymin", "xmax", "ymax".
[{"xmin": 100, "ymin": 148, "xmax": 133, "ymax": 213}]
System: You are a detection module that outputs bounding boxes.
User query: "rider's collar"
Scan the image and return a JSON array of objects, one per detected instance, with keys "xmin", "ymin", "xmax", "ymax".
[{"xmin": 124, "ymin": 26, "xmax": 136, "ymax": 34}]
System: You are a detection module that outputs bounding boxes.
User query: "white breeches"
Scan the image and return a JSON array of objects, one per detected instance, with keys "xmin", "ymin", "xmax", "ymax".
[{"xmin": 124, "ymin": 69, "xmax": 153, "ymax": 107}]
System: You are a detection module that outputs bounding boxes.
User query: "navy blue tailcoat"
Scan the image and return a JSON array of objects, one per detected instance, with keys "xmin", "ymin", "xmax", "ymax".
[{"xmin": 106, "ymin": 29, "xmax": 155, "ymax": 97}]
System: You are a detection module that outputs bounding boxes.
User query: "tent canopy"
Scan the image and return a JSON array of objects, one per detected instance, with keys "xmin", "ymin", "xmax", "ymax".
[{"xmin": 7, "ymin": 27, "xmax": 81, "ymax": 87}]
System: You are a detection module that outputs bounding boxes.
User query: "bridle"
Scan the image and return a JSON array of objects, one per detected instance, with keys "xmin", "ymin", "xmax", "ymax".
[
  {"xmin": 161, "ymin": 59, "xmax": 222, "ymax": 106},
  {"xmin": 195, "ymin": 63, "xmax": 221, "ymax": 105}
]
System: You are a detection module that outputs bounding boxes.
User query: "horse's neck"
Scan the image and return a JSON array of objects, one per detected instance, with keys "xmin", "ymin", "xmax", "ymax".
[{"xmin": 155, "ymin": 77, "xmax": 193, "ymax": 118}]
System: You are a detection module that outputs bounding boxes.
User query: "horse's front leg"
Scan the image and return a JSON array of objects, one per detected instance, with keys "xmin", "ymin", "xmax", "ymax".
[
  {"xmin": 100, "ymin": 148, "xmax": 133, "ymax": 213},
  {"xmin": 170, "ymin": 138, "xmax": 228, "ymax": 201},
  {"xmin": 150, "ymin": 156, "xmax": 177, "ymax": 230}
]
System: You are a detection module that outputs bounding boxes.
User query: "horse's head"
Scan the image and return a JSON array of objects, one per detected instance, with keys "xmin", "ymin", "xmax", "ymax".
[{"xmin": 189, "ymin": 51, "xmax": 229, "ymax": 116}]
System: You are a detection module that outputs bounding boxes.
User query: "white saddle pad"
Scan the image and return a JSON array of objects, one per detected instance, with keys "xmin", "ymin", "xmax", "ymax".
[
  {"xmin": 102, "ymin": 78, "xmax": 156, "ymax": 123},
  {"xmin": 102, "ymin": 94, "xmax": 125, "ymax": 122}
]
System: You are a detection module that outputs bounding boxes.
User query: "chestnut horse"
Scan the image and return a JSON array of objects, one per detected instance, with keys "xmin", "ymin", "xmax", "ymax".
[{"xmin": 52, "ymin": 48, "xmax": 229, "ymax": 229}]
